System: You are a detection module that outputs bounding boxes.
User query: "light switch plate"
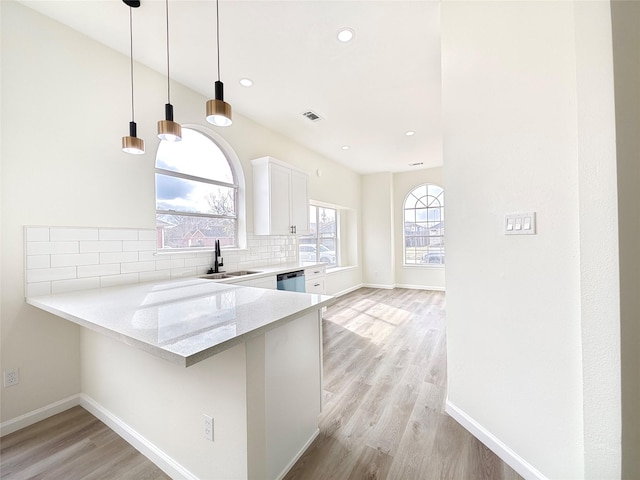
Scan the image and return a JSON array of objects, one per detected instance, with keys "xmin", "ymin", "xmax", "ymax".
[{"xmin": 505, "ymin": 212, "xmax": 536, "ymax": 235}]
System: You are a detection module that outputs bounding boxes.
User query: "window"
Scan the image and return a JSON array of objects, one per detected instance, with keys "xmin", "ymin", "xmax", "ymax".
[
  {"xmin": 403, "ymin": 184, "xmax": 444, "ymax": 265},
  {"xmin": 299, "ymin": 205, "xmax": 338, "ymax": 267},
  {"xmin": 156, "ymin": 128, "xmax": 238, "ymax": 250}
]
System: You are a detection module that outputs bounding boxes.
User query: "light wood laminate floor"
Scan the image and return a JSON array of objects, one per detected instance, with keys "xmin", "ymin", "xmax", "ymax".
[
  {"xmin": 0, "ymin": 405, "xmax": 170, "ymax": 479},
  {"xmin": 1, "ymin": 287, "xmax": 522, "ymax": 480},
  {"xmin": 284, "ymin": 287, "xmax": 523, "ymax": 480}
]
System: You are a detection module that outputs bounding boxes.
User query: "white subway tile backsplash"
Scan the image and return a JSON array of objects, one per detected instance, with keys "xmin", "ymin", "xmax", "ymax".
[
  {"xmin": 52, "ymin": 277, "xmax": 100, "ymax": 294},
  {"xmin": 80, "ymin": 240, "xmax": 122, "ymax": 253},
  {"xmin": 51, "ymin": 253, "xmax": 99, "ymax": 268},
  {"xmin": 27, "ymin": 266, "xmax": 76, "ymax": 283},
  {"xmin": 99, "ymin": 228, "xmax": 138, "ymax": 241},
  {"xmin": 27, "ymin": 254, "xmax": 51, "ymax": 270},
  {"xmin": 121, "ymin": 261, "xmax": 156, "ymax": 274},
  {"xmin": 155, "ymin": 258, "xmax": 185, "ymax": 270},
  {"xmin": 25, "ymin": 227, "xmax": 298, "ymax": 297},
  {"xmin": 123, "ymin": 240, "xmax": 156, "ymax": 252},
  {"xmin": 184, "ymin": 257, "xmax": 210, "ymax": 268},
  {"xmin": 139, "ymin": 270, "xmax": 171, "ymax": 283},
  {"xmin": 100, "ymin": 273, "xmax": 139, "ymax": 288},
  {"xmin": 27, "ymin": 241, "xmax": 79, "ymax": 255},
  {"xmin": 27, "ymin": 282, "xmax": 51, "ymax": 297},
  {"xmin": 26, "ymin": 227, "xmax": 50, "ymax": 242},
  {"xmin": 170, "ymin": 267, "xmax": 197, "ymax": 278},
  {"xmin": 77, "ymin": 264, "xmax": 121, "ymax": 278},
  {"xmin": 26, "ymin": 243, "xmax": 49, "ymax": 255},
  {"xmin": 50, "ymin": 228, "xmax": 99, "ymax": 242},
  {"xmin": 138, "ymin": 251, "xmax": 158, "ymax": 262},
  {"xmin": 100, "ymin": 252, "xmax": 138, "ymax": 264},
  {"xmin": 137, "ymin": 229, "xmax": 156, "ymax": 241}
]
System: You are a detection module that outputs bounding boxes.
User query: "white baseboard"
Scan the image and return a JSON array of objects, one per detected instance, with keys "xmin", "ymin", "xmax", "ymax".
[
  {"xmin": 362, "ymin": 283, "xmax": 446, "ymax": 292},
  {"xmin": 275, "ymin": 428, "xmax": 320, "ymax": 480},
  {"xmin": 361, "ymin": 283, "xmax": 394, "ymax": 290},
  {"xmin": 0, "ymin": 394, "xmax": 81, "ymax": 437},
  {"xmin": 395, "ymin": 283, "xmax": 445, "ymax": 291},
  {"xmin": 445, "ymin": 400, "xmax": 548, "ymax": 480},
  {"xmin": 79, "ymin": 394, "xmax": 198, "ymax": 480}
]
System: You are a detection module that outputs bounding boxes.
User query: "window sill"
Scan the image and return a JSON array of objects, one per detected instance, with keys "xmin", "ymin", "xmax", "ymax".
[
  {"xmin": 402, "ymin": 263, "xmax": 445, "ymax": 268},
  {"xmin": 326, "ymin": 265, "xmax": 358, "ymax": 275},
  {"xmin": 155, "ymin": 247, "xmax": 249, "ymax": 256}
]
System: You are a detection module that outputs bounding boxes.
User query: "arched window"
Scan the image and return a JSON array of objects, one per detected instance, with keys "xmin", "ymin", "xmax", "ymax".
[
  {"xmin": 155, "ymin": 127, "xmax": 240, "ymax": 250},
  {"xmin": 403, "ymin": 184, "xmax": 444, "ymax": 265}
]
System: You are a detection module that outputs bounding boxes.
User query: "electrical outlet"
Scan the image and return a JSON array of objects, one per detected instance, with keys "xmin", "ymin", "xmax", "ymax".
[
  {"xmin": 4, "ymin": 369, "xmax": 20, "ymax": 388},
  {"xmin": 203, "ymin": 414, "xmax": 214, "ymax": 442}
]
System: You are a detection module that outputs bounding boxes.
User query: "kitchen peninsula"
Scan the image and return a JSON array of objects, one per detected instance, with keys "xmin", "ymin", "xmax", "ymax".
[{"xmin": 27, "ymin": 278, "xmax": 334, "ymax": 480}]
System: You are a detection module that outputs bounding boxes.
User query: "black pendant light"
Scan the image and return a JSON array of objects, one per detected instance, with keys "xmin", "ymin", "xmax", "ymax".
[
  {"xmin": 157, "ymin": 0, "xmax": 181, "ymax": 141},
  {"xmin": 121, "ymin": 0, "xmax": 145, "ymax": 154},
  {"xmin": 206, "ymin": 0, "xmax": 232, "ymax": 126}
]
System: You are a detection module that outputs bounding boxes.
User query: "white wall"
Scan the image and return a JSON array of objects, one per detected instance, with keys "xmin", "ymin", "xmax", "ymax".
[
  {"xmin": 361, "ymin": 173, "xmax": 394, "ymax": 288},
  {"xmin": 574, "ymin": 3, "xmax": 621, "ymax": 477},
  {"xmin": 82, "ymin": 331, "xmax": 249, "ymax": 480},
  {"xmin": 442, "ymin": 2, "xmax": 620, "ymax": 479},
  {"xmin": 0, "ymin": 1, "xmax": 362, "ymax": 425}
]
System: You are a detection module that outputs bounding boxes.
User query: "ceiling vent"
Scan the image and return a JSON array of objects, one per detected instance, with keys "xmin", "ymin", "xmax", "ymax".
[{"xmin": 302, "ymin": 110, "xmax": 322, "ymax": 122}]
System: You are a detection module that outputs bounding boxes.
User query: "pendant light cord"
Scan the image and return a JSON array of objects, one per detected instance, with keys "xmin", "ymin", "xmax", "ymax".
[
  {"xmin": 216, "ymin": 0, "xmax": 221, "ymax": 81},
  {"xmin": 165, "ymin": 0, "xmax": 171, "ymax": 103},
  {"xmin": 129, "ymin": 7, "xmax": 135, "ymax": 121}
]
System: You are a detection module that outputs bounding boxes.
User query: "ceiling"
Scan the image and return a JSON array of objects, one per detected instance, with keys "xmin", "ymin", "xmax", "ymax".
[{"xmin": 18, "ymin": 0, "xmax": 442, "ymax": 175}]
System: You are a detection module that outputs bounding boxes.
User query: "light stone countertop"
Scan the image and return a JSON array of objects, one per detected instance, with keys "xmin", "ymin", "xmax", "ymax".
[{"xmin": 27, "ymin": 277, "xmax": 334, "ymax": 367}]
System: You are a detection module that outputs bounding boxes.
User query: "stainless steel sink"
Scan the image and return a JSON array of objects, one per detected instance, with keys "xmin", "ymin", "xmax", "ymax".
[
  {"xmin": 199, "ymin": 273, "xmax": 234, "ymax": 280},
  {"xmin": 226, "ymin": 270, "xmax": 262, "ymax": 276}
]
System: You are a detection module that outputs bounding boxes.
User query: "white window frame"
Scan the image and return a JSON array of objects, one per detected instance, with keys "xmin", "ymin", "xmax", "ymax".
[
  {"xmin": 403, "ymin": 183, "xmax": 444, "ymax": 267},
  {"xmin": 300, "ymin": 203, "xmax": 340, "ymax": 268},
  {"xmin": 155, "ymin": 124, "xmax": 246, "ymax": 251}
]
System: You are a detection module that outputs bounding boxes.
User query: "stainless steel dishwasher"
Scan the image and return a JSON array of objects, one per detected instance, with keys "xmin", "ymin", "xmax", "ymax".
[{"xmin": 276, "ymin": 270, "xmax": 305, "ymax": 292}]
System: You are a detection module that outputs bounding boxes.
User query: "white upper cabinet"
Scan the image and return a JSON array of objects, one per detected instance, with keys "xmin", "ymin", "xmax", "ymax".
[{"xmin": 252, "ymin": 156, "xmax": 309, "ymax": 235}]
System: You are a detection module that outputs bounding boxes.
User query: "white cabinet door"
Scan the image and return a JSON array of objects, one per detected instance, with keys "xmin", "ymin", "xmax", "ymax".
[
  {"xmin": 304, "ymin": 265, "xmax": 326, "ymax": 294},
  {"xmin": 252, "ymin": 156, "xmax": 309, "ymax": 236},
  {"xmin": 290, "ymin": 170, "xmax": 309, "ymax": 235},
  {"xmin": 269, "ymin": 163, "xmax": 292, "ymax": 235},
  {"xmin": 305, "ymin": 278, "xmax": 325, "ymax": 294}
]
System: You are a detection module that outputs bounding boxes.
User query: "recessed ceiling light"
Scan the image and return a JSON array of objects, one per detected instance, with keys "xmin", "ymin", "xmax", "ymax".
[
  {"xmin": 341, "ymin": 145, "xmax": 350, "ymax": 150},
  {"xmin": 239, "ymin": 78, "xmax": 253, "ymax": 87},
  {"xmin": 405, "ymin": 131, "xmax": 415, "ymax": 136},
  {"xmin": 337, "ymin": 27, "xmax": 355, "ymax": 43}
]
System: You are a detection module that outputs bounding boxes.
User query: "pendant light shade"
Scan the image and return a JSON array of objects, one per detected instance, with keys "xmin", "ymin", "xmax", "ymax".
[
  {"xmin": 158, "ymin": 0, "xmax": 181, "ymax": 141},
  {"xmin": 206, "ymin": 0, "xmax": 232, "ymax": 126},
  {"xmin": 206, "ymin": 81, "xmax": 232, "ymax": 126},
  {"xmin": 123, "ymin": 121, "xmax": 145, "ymax": 154},
  {"xmin": 158, "ymin": 103, "xmax": 182, "ymax": 141},
  {"xmin": 121, "ymin": 0, "xmax": 144, "ymax": 155}
]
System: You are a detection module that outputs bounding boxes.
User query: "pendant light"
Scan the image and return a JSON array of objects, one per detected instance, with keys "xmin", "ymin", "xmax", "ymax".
[
  {"xmin": 157, "ymin": 0, "xmax": 181, "ymax": 141},
  {"xmin": 121, "ymin": 0, "xmax": 144, "ymax": 154},
  {"xmin": 206, "ymin": 0, "xmax": 232, "ymax": 126}
]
